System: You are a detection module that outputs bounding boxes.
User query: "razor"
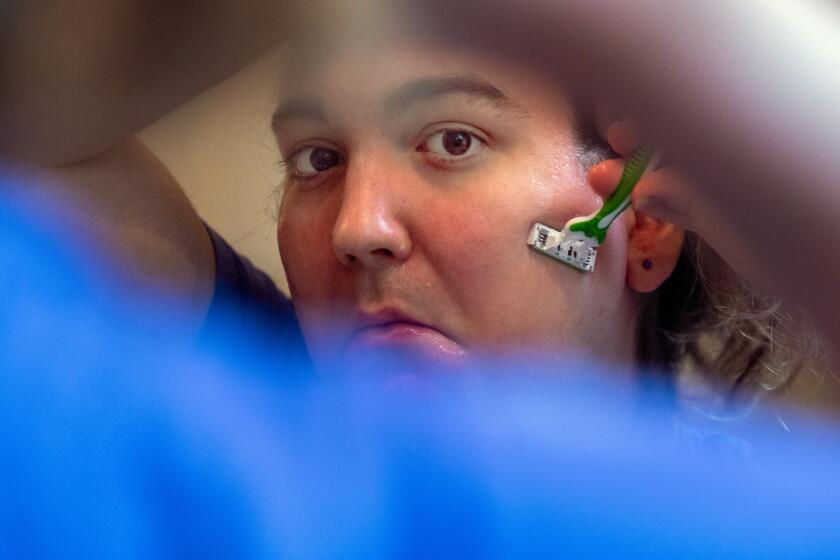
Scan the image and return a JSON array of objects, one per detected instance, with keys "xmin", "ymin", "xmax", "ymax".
[{"xmin": 527, "ymin": 145, "xmax": 659, "ymax": 273}]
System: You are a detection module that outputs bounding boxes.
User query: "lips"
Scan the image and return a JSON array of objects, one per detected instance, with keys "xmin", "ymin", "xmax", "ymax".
[{"xmin": 345, "ymin": 309, "xmax": 466, "ymax": 366}]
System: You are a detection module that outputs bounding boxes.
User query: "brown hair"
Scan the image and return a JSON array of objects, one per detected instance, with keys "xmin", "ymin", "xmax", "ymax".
[{"xmin": 574, "ymin": 117, "xmax": 821, "ymax": 409}]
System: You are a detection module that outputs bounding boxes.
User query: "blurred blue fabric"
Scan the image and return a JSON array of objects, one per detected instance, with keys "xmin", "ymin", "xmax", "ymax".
[{"xmin": 2, "ymin": 178, "xmax": 840, "ymax": 559}]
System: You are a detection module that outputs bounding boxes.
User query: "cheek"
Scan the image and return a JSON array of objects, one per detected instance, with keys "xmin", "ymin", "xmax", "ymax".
[
  {"xmin": 277, "ymin": 191, "xmax": 346, "ymax": 326},
  {"xmin": 520, "ymin": 143, "xmax": 631, "ymax": 275},
  {"xmin": 418, "ymin": 152, "xmax": 630, "ymax": 356}
]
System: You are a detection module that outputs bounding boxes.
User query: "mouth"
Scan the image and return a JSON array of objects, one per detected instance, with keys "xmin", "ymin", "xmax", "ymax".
[{"xmin": 346, "ymin": 309, "xmax": 466, "ymax": 367}]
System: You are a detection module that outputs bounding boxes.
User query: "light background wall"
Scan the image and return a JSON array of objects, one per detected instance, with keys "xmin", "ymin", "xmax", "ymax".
[{"xmin": 139, "ymin": 52, "xmax": 290, "ymax": 293}]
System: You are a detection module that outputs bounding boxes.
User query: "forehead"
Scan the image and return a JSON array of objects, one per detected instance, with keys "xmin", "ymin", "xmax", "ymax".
[{"xmin": 278, "ymin": 38, "xmax": 571, "ymax": 119}]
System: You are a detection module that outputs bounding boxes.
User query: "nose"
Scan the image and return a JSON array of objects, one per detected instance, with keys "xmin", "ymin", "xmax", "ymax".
[{"xmin": 332, "ymin": 157, "xmax": 412, "ymax": 269}]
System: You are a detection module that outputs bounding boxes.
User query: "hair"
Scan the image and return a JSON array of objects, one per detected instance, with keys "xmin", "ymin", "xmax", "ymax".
[{"xmin": 573, "ymin": 114, "xmax": 826, "ymax": 412}]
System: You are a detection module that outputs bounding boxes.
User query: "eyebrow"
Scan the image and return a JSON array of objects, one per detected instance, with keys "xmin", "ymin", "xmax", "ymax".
[
  {"xmin": 271, "ymin": 75, "xmax": 523, "ymax": 134},
  {"xmin": 271, "ymin": 96, "xmax": 328, "ymax": 133},
  {"xmin": 383, "ymin": 75, "xmax": 518, "ymax": 116}
]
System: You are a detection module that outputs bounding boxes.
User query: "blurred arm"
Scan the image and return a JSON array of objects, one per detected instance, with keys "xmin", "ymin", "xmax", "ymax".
[
  {"xmin": 3, "ymin": 139, "xmax": 216, "ymax": 328},
  {"xmin": 0, "ymin": 0, "xmax": 291, "ymax": 164},
  {"xmin": 0, "ymin": 1, "xmax": 295, "ymax": 334}
]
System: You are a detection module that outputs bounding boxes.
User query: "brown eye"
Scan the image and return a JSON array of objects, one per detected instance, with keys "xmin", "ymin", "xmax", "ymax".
[
  {"xmin": 422, "ymin": 129, "xmax": 484, "ymax": 162},
  {"xmin": 290, "ymin": 147, "xmax": 344, "ymax": 177},
  {"xmin": 310, "ymin": 147, "xmax": 342, "ymax": 171},
  {"xmin": 442, "ymin": 130, "xmax": 471, "ymax": 155}
]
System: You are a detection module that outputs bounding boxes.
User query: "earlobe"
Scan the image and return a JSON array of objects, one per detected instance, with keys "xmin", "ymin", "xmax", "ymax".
[{"xmin": 626, "ymin": 210, "xmax": 685, "ymax": 293}]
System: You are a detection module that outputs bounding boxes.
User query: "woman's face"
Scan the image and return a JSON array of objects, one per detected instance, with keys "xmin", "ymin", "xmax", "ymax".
[{"xmin": 276, "ymin": 42, "xmax": 640, "ymax": 373}]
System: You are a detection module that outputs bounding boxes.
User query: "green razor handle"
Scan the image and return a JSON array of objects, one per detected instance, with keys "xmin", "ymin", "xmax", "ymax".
[
  {"xmin": 526, "ymin": 144, "xmax": 658, "ymax": 273},
  {"xmin": 567, "ymin": 145, "xmax": 656, "ymax": 244}
]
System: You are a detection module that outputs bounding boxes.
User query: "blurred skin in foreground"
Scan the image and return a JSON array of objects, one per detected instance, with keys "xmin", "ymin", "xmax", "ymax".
[{"xmin": 0, "ymin": 0, "xmax": 293, "ymax": 164}]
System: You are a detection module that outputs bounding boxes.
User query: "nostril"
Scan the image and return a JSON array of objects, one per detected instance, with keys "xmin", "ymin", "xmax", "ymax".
[
  {"xmin": 337, "ymin": 247, "xmax": 396, "ymax": 269},
  {"xmin": 370, "ymin": 248, "xmax": 394, "ymax": 259}
]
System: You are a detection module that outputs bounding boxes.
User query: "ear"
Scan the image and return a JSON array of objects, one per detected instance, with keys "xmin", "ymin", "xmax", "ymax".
[{"xmin": 625, "ymin": 210, "xmax": 685, "ymax": 293}]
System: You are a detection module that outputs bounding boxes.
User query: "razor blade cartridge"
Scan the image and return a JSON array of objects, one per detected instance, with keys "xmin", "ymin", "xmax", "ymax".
[{"xmin": 527, "ymin": 223, "xmax": 598, "ymax": 273}]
